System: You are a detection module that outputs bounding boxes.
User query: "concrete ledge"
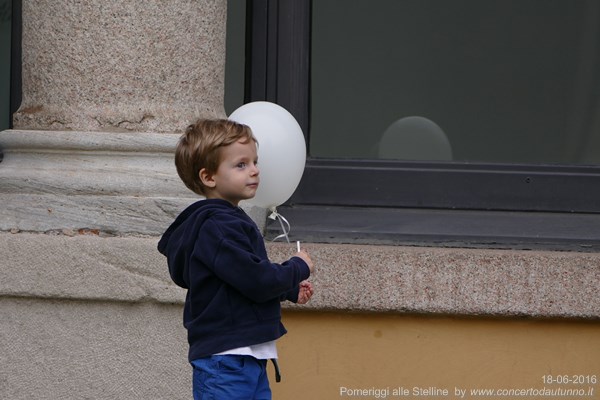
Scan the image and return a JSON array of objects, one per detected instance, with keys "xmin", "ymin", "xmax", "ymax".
[
  {"xmin": 271, "ymin": 242, "xmax": 600, "ymax": 320},
  {"xmin": 2, "ymin": 232, "xmax": 598, "ymax": 320},
  {"xmin": 0, "ymin": 232, "xmax": 185, "ymax": 304},
  {"xmin": 0, "ymin": 194, "xmax": 197, "ymax": 236}
]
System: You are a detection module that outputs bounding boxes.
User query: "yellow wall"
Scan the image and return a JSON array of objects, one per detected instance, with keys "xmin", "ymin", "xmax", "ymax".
[{"xmin": 271, "ymin": 311, "xmax": 600, "ymax": 399}]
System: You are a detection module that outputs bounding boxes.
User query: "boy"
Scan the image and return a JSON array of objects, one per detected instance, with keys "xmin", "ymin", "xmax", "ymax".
[{"xmin": 158, "ymin": 119, "xmax": 315, "ymax": 400}]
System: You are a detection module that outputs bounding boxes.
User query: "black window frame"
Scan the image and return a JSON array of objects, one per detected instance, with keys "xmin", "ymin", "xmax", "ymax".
[
  {"xmin": 10, "ymin": 0, "xmax": 21, "ymax": 128},
  {"xmin": 247, "ymin": 0, "xmax": 600, "ymax": 251}
]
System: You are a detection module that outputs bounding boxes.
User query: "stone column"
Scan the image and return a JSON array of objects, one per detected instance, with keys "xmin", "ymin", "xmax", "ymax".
[{"xmin": 14, "ymin": 0, "xmax": 227, "ymax": 132}]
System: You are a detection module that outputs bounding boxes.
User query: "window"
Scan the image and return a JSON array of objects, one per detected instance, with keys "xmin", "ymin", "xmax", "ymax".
[{"xmin": 235, "ymin": 0, "xmax": 600, "ymax": 250}]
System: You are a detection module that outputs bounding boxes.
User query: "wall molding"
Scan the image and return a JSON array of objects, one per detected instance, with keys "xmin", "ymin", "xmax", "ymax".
[{"xmin": 0, "ymin": 129, "xmax": 266, "ymax": 234}]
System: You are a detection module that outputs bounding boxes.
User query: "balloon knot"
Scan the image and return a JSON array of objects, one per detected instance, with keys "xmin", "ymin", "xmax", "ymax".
[{"xmin": 269, "ymin": 207, "xmax": 291, "ymax": 243}]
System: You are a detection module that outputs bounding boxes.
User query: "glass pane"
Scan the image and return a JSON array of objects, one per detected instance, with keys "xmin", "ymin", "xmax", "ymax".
[
  {"xmin": 310, "ymin": 0, "xmax": 600, "ymax": 165},
  {"xmin": 0, "ymin": 0, "xmax": 11, "ymax": 131}
]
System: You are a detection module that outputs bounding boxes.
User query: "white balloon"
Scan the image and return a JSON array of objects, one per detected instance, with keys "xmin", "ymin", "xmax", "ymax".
[{"xmin": 229, "ymin": 102, "xmax": 306, "ymax": 210}]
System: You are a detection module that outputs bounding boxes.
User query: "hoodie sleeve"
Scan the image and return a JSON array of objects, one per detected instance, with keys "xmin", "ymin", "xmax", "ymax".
[
  {"xmin": 195, "ymin": 216, "xmax": 310, "ymax": 303},
  {"xmin": 280, "ymin": 286, "xmax": 301, "ymax": 303}
]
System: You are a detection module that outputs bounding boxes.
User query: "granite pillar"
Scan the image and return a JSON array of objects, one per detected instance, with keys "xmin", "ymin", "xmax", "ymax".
[{"xmin": 14, "ymin": 0, "xmax": 227, "ymax": 132}]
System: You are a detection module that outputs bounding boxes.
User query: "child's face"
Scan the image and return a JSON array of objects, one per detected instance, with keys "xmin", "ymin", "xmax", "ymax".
[{"xmin": 202, "ymin": 138, "xmax": 259, "ymax": 206}]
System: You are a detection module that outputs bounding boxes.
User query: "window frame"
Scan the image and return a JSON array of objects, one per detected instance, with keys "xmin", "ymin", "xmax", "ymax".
[
  {"xmin": 245, "ymin": 0, "xmax": 600, "ymax": 250},
  {"xmin": 8, "ymin": 0, "xmax": 20, "ymax": 129}
]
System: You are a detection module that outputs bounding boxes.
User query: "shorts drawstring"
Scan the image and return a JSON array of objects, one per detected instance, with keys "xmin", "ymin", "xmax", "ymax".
[{"xmin": 271, "ymin": 359, "xmax": 281, "ymax": 383}]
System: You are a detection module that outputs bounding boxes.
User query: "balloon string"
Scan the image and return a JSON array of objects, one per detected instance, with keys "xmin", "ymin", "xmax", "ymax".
[{"xmin": 268, "ymin": 207, "xmax": 291, "ymax": 243}]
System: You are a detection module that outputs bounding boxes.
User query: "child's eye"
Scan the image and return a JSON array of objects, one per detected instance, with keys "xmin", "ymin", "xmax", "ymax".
[{"xmin": 237, "ymin": 162, "xmax": 247, "ymax": 168}]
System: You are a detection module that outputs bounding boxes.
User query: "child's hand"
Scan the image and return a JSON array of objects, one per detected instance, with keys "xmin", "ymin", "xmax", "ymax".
[
  {"xmin": 295, "ymin": 248, "xmax": 315, "ymax": 273},
  {"xmin": 297, "ymin": 280, "xmax": 314, "ymax": 304}
]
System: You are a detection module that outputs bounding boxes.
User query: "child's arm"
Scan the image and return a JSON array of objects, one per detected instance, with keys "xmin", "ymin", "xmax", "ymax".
[{"xmin": 199, "ymin": 218, "xmax": 312, "ymax": 303}]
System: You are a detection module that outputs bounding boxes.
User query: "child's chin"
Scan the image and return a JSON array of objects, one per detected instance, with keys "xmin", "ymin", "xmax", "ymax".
[{"xmin": 240, "ymin": 193, "xmax": 256, "ymax": 202}]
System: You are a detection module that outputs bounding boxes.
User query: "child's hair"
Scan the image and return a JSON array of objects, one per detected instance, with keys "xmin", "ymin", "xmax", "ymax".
[{"xmin": 176, "ymin": 119, "xmax": 256, "ymax": 196}]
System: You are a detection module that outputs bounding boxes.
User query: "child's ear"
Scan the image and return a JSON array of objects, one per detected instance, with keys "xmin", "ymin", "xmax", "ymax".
[{"xmin": 199, "ymin": 168, "xmax": 216, "ymax": 188}]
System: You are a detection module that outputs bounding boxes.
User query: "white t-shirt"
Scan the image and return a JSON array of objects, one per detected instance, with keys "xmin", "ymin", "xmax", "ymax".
[{"xmin": 214, "ymin": 340, "xmax": 278, "ymax": 360}]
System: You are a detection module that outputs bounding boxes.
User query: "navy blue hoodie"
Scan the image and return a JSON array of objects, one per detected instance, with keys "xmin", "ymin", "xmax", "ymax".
[{"xmin": 157, "ymin": 198, "xmax": 310, "ymax": 361}]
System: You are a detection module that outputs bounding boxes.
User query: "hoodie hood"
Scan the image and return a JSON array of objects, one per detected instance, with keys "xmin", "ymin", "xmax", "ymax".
[{"xmin": 157, "ymin": 198, "xmax": 241, "ymax": 289}]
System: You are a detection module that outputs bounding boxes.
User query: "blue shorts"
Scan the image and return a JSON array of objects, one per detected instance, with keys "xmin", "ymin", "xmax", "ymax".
[{"xmin": 191, "ymin": 355, "xmax": 272, "ymax": 400}]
